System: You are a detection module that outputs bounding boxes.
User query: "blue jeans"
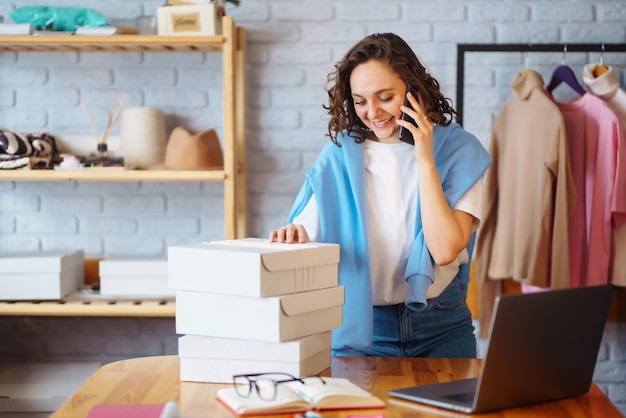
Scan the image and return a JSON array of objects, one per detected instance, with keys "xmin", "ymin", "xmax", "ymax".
[{"xmin": 370, "ymin": 278, "xmax": 477, "ymax": 358}]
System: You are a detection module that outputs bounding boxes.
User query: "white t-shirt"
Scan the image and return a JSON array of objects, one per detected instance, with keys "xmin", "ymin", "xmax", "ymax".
[{"xmin": 293, "ymin": 139, "xmax": 483, "ymax": 305}]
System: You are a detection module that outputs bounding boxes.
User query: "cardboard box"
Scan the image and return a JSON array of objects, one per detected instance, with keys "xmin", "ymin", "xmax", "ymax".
[
  {"xmin": 0, "ymin": 251, "xmax": 84, "ymax": 300},
  {"xmin": 157, "ymin": 4, "xmax": 223, "ymax": 36},
  {"xmin": 99, "ymin": 259, "xmax": 173, "ymax": 297},
  {"xmin": 99, "ymin": 258, "xmax": 167, "ymax": 277},
  {"xmin": 179, "ymin": 348, "xmax": 331, "ymax": 383},
  {"xmin": 176, "ymin": 286, "xmax": 344, "ymax": 342},
  {"xmin": 178, "ymin": 331, "xmax": 332, "ymax": 361},
  {"xmin": 99, "ymin": 275, "xmax": 173, "ymax": 298},
  {"xmin": 168, "ymin": 238, "xmax": 340, "ymax": 297},
  {"xmin": 178, "ymin": 332, "xmax": 332, "ymax": 383}
]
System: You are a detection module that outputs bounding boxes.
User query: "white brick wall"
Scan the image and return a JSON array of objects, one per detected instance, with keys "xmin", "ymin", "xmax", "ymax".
[
  {"xmin": 0, "ymin": 0, "xmax": 625, "ymax": 413},
  {"xmin": 595, "ymin": 322, "xmax": 626, "ymax": 409},
  {"xmin": 0, "ymin": 316, "xmax": 177, "ymax": 363}
]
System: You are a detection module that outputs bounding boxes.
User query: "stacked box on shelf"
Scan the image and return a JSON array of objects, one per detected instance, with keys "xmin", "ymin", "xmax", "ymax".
[
  {"xmin": 168, "ymin": 238, "xmax": 343, "ymax": 383},
  {"xmin": 0, "ymin": 250, "xmax": 84, "ymax": 301},
  {"xmin": 99, "ymin": 258, "xmax": 173, "ymax": 298}
]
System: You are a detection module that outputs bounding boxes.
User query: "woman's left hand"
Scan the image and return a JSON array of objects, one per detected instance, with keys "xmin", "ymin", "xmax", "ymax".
[{"xmin": 268, "ymin": 223, "xmax": 310, "ymax": 244}]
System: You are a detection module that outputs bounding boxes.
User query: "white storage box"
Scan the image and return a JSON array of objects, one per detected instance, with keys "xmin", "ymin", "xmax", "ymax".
[
  {"xmin": 0, "ymin": 251, "xmax": 84, "ymax": 300},
  {"xmin": 157, "ymin": 4, "xmax": 223, "ymax": 36},
  {"xmin": 179, "ymin": 348, "xmax": 330, "ymax": 383},
  {"xmin": 99, "ymin": 259, "xmax": 173, "ymax": 298},
  {"xmin": 176, "ymin": 286, "xmax": 344, "ymax": 342},
  {"xmin": 178, "ymin": 332, "xmax": 332, "ymax": 383},
  {"xmin": 179, "ymin": 331, "xmax": 332, "ymax": 361},
  {"xmin": 168, "ymin": 238, "xmax": 340, "ymax": 297}
]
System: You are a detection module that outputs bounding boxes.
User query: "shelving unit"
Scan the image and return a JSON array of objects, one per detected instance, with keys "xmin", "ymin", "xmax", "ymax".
[
  {"xmin": 0, "ymin": 298, "xmax": 175, "ymax": 317},
  {"xmin": 0, "ymin": 16, "xmax": 247, "ymax": 318}
]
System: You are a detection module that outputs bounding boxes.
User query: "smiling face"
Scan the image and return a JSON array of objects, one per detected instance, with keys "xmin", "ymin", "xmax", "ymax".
[{"xmin": 349, "ymin": 59, "xmax": 407, "ymax": 142}]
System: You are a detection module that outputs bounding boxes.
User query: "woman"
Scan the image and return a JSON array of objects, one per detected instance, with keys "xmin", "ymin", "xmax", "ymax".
[{"xmin": 269, "ymin": 33, "xmax": 491, "ymax": 358}]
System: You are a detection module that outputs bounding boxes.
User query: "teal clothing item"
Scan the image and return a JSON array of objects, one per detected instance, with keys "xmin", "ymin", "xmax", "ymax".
[{"xmin": 287, "ymin": 122, "xmax": 492, "ymax": 355}]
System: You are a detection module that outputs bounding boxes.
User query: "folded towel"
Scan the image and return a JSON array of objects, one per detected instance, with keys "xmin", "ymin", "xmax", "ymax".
[{"xmin": 0, "ymin": 130, "xmax": 59, "ymax": 170}]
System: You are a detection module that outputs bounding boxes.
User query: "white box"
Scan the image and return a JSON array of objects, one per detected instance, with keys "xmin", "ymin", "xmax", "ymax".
[
  {"xmin": 99, "ymin": 259, "xmax": 173, "ymax": 297},
  {"xmin": 99, "ymin": 275, "xmax": 173, "ymax": 298},
  {"xmin": 0, "ymin": 251, "xmax": 84, "ymax": 300},
  {"xmin": 179, "ymin": 348, "xmax": 331, "ymax": 383},
  {"xmin": 176, "ymin": 286, "xmax": 344, "ymax": 342},
  {"xmin": 157, "ymin": 4, "xmax": 223, "ymax": 36},
  {"xmin": 168, "ymin": 238, "xmax": 340, "ymax": 297},
  {"xmin": 99, "ymin": 258, "xmax": 167, "ymax": 277},
  {"xmin": 178, "ymin": 332, "xmax": 332, "ymax": 383},
  {"xmin": 178, "ymin": 331, "xmax": 332, "ymax": 361}
]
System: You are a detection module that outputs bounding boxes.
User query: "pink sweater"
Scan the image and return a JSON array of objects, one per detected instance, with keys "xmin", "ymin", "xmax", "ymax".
[
  {"xmin": 549, "ymin": 90, "xmax": 626, "ymax": 287},
  {"xmin": 583, "ymin": 64, "xmax": 626, "ymax": 287}
]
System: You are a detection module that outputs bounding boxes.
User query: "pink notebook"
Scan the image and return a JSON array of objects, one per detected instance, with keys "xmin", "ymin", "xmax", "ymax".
[{"xmin": 86, "ymin": 401, "xmax": 178, "ymax": 418}]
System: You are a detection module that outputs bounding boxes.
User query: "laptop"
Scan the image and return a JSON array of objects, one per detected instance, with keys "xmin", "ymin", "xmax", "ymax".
[{"xmin": 388, "ymin": 285, "xmax": 613, "ymax": 413}]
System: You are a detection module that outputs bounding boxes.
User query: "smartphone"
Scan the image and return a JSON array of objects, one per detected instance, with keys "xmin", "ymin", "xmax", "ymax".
[{"xmin": 398, "ymin": 92, "xmax": 417, "ymax": 145}]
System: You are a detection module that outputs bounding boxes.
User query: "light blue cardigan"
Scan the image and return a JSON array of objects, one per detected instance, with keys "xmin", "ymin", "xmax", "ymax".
[{"xmin": 287, "ymin": 123, "xmax": 492, "ymax": 356}]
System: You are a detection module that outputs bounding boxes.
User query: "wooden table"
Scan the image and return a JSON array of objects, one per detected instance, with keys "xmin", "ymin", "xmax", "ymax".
[{"xmin": 52, "ymin": 355, "xmax": 622, "ymax": 418}]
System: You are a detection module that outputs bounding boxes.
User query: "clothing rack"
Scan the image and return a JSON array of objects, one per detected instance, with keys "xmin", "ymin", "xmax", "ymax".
[{"xmin": 455, "ymin": 43, "xmax": 626, "ymax": 126}]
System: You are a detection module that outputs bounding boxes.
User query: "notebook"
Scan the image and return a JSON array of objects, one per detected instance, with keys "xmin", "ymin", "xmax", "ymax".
[{"xmin": 388, "ymin": 285, "xmax": 613, "ymax": 413}]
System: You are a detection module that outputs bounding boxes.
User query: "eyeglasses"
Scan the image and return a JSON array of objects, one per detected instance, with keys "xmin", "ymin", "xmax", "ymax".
[{"xmin": 233, "ymin": 373, "xmax": 326, "ymax": 401}]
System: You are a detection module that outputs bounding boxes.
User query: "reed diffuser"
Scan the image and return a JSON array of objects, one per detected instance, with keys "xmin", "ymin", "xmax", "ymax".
[{"xmin": 78, "ymin": 93, "xmax": 129, "ymax": 167}]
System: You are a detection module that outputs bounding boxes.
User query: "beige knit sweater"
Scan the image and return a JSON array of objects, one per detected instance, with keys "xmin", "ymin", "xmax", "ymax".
[{"xmin": 475, "ymin": 68, "xmax": 576, "ymax": 337}]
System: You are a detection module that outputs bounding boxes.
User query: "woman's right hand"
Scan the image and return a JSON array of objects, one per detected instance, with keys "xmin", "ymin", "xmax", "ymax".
[{"xmin": 268, "ymin": 223, "xmax": 310, "ymax": 244}]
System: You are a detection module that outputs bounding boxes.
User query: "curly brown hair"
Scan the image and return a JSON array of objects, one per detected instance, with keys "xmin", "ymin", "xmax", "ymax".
[{"xmin": 324, "ymin": 33, "xmax": 457, "ymax": 145}]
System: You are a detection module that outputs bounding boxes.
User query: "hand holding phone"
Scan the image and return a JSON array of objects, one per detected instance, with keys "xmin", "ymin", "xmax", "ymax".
[{"xmin": 398, "ymin": 92, "xmax": 417, "ymax": 145}]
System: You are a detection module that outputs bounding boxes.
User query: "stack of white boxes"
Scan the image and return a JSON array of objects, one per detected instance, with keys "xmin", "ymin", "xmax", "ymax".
[{"xmin": 168, "ymin": 238, "xmax": 343, "ymax": 383}]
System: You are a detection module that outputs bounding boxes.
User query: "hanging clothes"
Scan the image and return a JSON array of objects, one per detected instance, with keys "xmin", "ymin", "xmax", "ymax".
[
  {"xmin": 475, "ymin": 68, "xmax": 575, "ymax": 338},
  {"xmin": 547, "ymin": 90, "xmax": 626, "ymax": 287},
  {"xmin": 582, "ymin": 64, "xmax": 626, "ymax": 287}
]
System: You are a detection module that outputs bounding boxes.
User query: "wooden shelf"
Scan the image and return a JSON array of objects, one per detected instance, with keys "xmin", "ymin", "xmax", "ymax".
[
  {"xmin": 0, "ymin": 34, "xmax": 225, "ymax": 53},
  {"xmin": 0, "ymin": 16, "xmax": 247, "ymax": 241},
  {"xmin": 0, "ymin": 299, "xmax": 175, "ymax": 317},
  {"xmin": 0, "ymin": 17, "xmax": 248, "ymax": 318},
  {"xmin": 0, "ymin": 168, "xmax": 226, "ymax": 182}
]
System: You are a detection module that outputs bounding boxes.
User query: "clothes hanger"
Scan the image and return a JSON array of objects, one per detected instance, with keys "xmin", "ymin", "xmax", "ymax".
[
  {"xmin": 517, "ymin": 45, "xmax": 533, "ymax": 75},
  {"xmin": 546, "ymin": 45, "xmax": 587, "ymax": 96},
  {"xmin": 592, "ymin": 44, "xmax": 609, "ymax": 78},
  {"xmin": 524, "ymin": 49, "xmax": 530, "ymax": 69}
]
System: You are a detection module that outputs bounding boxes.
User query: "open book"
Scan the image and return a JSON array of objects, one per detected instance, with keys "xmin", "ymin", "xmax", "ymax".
[{"xmin": 217, "ymin": 377, "xmax": 385, "ymax": 416}]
